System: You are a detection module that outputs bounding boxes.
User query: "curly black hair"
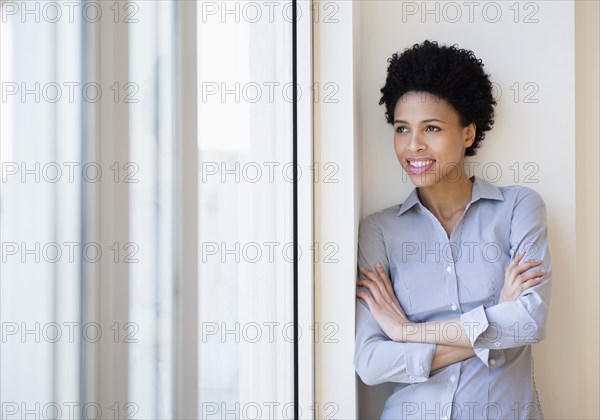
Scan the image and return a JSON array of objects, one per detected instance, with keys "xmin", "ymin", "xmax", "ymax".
[{"xmin": 379, "ymin": 40, "xmax": 496, "ymax": 156}]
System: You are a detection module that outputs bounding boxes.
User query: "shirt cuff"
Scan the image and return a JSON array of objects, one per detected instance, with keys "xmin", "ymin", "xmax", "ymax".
[
  {"xmin": 402, "ymin": 342, "xmax": 436, "ymax": 382},
  {"xmin": 460, "ymin": 305, "xmax": 505, "ymax": 368}
]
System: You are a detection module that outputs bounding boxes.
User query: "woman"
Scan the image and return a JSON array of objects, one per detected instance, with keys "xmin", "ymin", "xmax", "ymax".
[{"xmin": 354, "ymin": 40, "xmax": 552, "ymax": 420}]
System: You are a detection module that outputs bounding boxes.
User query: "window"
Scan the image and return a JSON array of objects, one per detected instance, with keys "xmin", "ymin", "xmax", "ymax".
[{"xmin": 0, "ymin": 1, "xmax": 312, "ymax": 418}]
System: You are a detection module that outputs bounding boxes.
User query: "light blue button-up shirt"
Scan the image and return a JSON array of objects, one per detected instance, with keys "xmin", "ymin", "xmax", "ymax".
[{"xmin": 355, "ymin": 176, "xmax": 552, "ymax": 420}]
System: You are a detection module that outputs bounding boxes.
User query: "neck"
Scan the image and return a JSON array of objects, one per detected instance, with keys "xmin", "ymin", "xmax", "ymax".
[{"xmin": 417, "ymin": 170, "xmax": 474, "ymax": 221}]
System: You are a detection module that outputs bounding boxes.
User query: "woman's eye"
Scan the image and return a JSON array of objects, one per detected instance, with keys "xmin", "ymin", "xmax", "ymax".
[
  {"xmin": 396, "ymin": 126, "xmax": 408, "ymax": 133},
  {"xmin": 425, "ymin": 125, "xmax": 440, "ymax": 132}
]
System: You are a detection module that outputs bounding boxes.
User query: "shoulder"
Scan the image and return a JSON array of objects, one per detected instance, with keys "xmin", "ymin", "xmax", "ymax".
[
  {"xmin": 361, "ymin": 204, "xmax": 402, "ymax": 228},
  {"xmin": 498, "ymin": 184, "xmax": 547, "ymax": 209},
  {"xmin": 358, "ymin": 204, "xmax": 402, "ymax": 241},
  {"xmin": 473, "ymin": 175, "xmax": 546, "ymax": 207},
  {"xmin": 496, "ymin": 184, "xmax": 548, "ymax": 228}
]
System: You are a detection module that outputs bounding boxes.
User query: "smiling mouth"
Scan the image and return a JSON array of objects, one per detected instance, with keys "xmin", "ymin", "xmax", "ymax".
[{"xmin": 406, "ymin": 159, "xmax": 436, "ymax": 174}]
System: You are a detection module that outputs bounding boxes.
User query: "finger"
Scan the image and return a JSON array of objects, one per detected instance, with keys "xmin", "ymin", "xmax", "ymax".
[
  {"xmin": 505, "ymin": 250, "xmax": 524, "ymax": 277},
  {"xmin": 510, "ymin": 272, "xmax": 543, "ymax": 296},
  {"xmin": 514, "ymin": 260, "xmax": 543, "ymax": 275},
  {"xmin": 514, "ymin": 270, "xmax": 547, "ymax": 284},
  {"xmin": 517, "ymin": 277, "xmax": 542, "ymax": 295},
  {"xmin": 356, "ymin": 289, "xmax": 375, "ymax": 307},
  {"xmin": 506, "ymin": 260, "xmax": 543, "ymax": 286},
  {"xmin": 359, "ymin": 266, "xmax": 378, "ymax": 282},
  {"xmin": 519, "ymin": 258, "xmax": 543, "ymax": 267},
  {"xmin": 360, "ymin": 266, "xmax": 387, "ymax": 297},
  {"xmin": 510, "ymin": 250, "xmax": 526, "ymax": 267},
  {"xmin": 356, "ymin": 278, "xmax": 372, "ymax": 289},
  {"xmin": 357, "ymin": 279, "xmax": 378, "ymax": 291},
  {"xmin": 375, "ymin": 263, "xmax": 395, "ymax": 296},
  {"xmin": 358, "ymin": 266, "xmax": 371, "ymax": 280},
  {"xmin": 357, "ymin": 276, "xmax": 383, "ymax": 301},
  {"xmin": 509, "ymin": 257, "xmax": 539, "ymax": 275}
]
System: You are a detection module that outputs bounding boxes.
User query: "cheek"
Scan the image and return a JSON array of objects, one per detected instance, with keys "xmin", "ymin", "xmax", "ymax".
[
  {"xmin": 436, "ymin": 135, "xmax": 465, "ymax": 157},
  {"xmin": 393, "ymin": 136, "xmax": 404, "ymax": 158}
]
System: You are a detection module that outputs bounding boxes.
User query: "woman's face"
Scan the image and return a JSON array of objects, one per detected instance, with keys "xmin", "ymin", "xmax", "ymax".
[{"xmin": 393, "ymin": 91, "xmax": 476, "ymax": 188}]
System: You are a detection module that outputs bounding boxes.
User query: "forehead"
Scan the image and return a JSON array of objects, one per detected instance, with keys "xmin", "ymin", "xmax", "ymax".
[{"xmin": 393, "ymin": 91, "xmax": 459, "ymax": 122}]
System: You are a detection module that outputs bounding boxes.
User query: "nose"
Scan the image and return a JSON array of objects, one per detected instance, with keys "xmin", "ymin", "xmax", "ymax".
[{"xmin": 407, "ymin": 131, "xmax": 426, "ymax": 153}]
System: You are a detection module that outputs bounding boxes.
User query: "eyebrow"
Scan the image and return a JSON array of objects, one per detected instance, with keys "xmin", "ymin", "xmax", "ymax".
[{"xmin": 393, "ymin": 118, "xmax": 447, "ymax": 125}]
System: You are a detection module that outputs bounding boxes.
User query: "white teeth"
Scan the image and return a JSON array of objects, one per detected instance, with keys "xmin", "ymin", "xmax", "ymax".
[{"xmin": 409, "ymin": 160, "xmax": 434, "ymax": 168}]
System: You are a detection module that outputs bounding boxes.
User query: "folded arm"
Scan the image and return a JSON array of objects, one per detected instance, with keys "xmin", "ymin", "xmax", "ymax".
[
  {"xmin": 431, "ymin": 344, "xmax": 475, "ymax": 371},
  {"xmin": 397, "ymin": 188, "xmax": 553, "ymax": 366},
  {"xmin": 357, "ymin": 188, "xmax": 552, "ymax": 369},
  {"xmin": 459, "ymin": 188, "xmax": 552, "ymax": 367},
  {"xmin": 354, "ymin": 215, "xmax": 465, "ymax": 385}
]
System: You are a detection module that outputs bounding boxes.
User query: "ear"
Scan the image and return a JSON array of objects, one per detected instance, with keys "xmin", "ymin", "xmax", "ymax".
[{"xmin": 464, "ymin": 123, "xmax": 476, "ymax": 148}]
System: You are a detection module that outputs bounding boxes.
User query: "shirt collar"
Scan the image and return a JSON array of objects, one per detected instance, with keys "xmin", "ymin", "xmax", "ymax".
[{"xmin": 396, "ymin": 175, "xmax": 504, "ymax": 217}]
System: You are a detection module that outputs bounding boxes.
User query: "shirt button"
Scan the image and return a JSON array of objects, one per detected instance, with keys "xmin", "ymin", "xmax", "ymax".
[
  {"xmin": 409, "ymin": 375, "xmax": 416, "ymax": 380},
  {"xmin": 495, "ymin": 341, "xmax": 501, "ymax": 347},
  {"xmin": 490, "ymin": 359, "xmax": 496, "ymax": 366},
  {"xmin": 446, "ymin": 266, "xmax": 452, "ymax": 273},
  {"xmin": 450, "ymin": 375, "xmax": 456, "ymax": 383},
  {"xmin": 451, "ymin": 304, "xmax": 458, "ymax": 311}
]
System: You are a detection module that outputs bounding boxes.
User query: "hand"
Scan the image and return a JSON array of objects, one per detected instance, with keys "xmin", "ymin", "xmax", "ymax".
[
  {"xmin": 356, "ymin": 262, "xmax": 411, "ymax": 341},
  {"xmin": 499, "ymin": 251, "xmax": 547, "ymax": 304}
]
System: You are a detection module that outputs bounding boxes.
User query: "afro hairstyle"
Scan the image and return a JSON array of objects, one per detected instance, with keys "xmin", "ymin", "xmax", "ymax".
[{"xmin": 379, "ymin": 40, "xmax": 496, "ymax": 156}]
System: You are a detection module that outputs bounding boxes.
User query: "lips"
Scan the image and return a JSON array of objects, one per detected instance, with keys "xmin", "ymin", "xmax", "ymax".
[{"xmin": 406, "ymin": 158, "xmax": 436, "ymax": 175}]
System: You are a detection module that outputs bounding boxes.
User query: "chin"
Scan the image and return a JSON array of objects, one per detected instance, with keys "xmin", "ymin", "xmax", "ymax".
[{"xmin": 405, "ymin": 171, "xmax": 439, "ymax": 188}]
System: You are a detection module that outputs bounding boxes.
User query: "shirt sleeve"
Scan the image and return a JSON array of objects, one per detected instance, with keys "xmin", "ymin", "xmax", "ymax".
[
  {"xmin": 460, "ymin": 187, "xmax": 553, "ymax": 367},
  {"xmin": 354, "ymin": 214, "xmax": 436, "ymax": 385}
]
